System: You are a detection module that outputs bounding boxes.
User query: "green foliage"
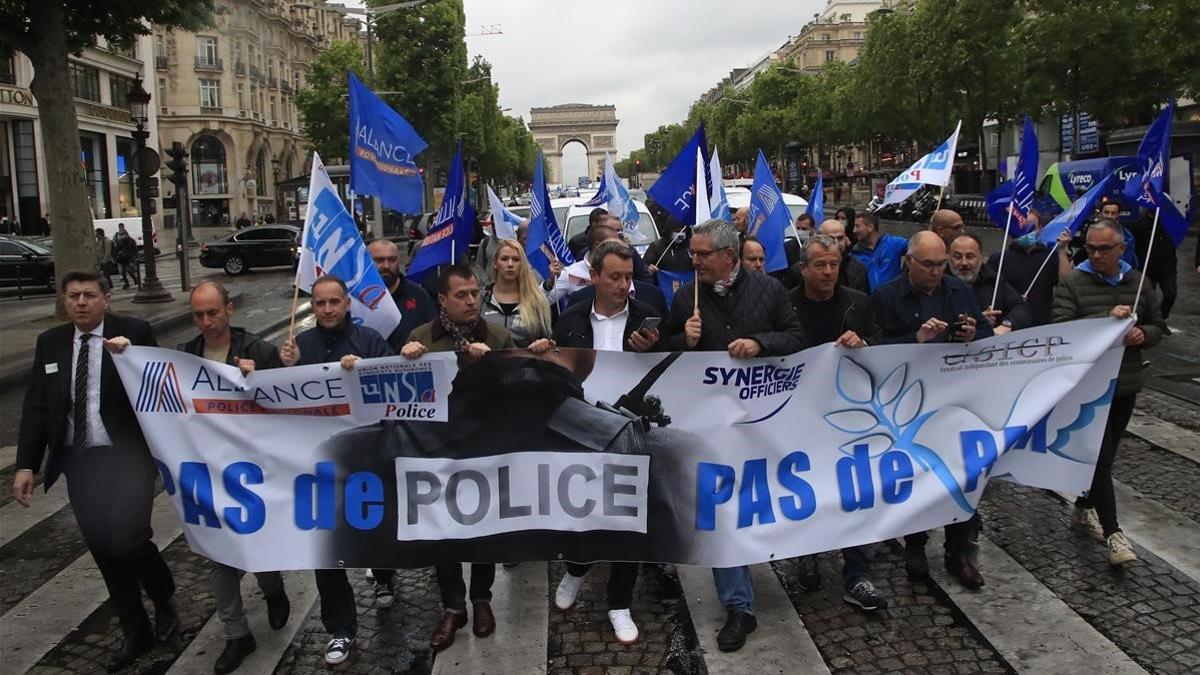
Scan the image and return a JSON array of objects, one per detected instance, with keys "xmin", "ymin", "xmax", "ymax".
[
  {"xmin": 294, "ymin": 40, "xmax": 365, "ymax": 163},
  {"xmin": 0, "ymin": 0, "xmax": 216, "ymax": 55}
]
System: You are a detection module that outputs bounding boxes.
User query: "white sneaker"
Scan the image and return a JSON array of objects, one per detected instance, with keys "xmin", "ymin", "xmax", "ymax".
[
  {"xmin": 608, "ymin": 608, "xmax": 639, "ymax": 645},
  {"xmin": 1071, "ymin": 506, "xmax": 1105, "ymax": 543},
  {"xmin": 1107, "ymin": 531, "xmax": 1137, "ymax": 566},
  {"xmin": 555, "ymin": 572, "xmax": 586, "ymax": 610},
  {"xmin": 324, "ymin": 636, "xmax": 353, "ymax": 665}
]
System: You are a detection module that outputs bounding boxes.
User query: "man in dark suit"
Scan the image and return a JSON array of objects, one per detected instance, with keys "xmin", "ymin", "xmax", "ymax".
[{"xmin": 14, "ymin": 270, "xmax": 177, "ymax": 672}]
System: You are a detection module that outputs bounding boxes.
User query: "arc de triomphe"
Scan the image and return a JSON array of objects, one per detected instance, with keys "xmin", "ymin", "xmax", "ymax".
[{"xmin": 528, "ymin": 104, "xmax": 619, "ymax": 186}]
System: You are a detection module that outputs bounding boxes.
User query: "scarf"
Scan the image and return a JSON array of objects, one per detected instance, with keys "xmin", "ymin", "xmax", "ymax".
[
  {"xmin": 713, "ymin": 263, "xmax": 741, "ymax": 298},
  {"xmin": 438, "ymin": 307, "xmax": 480, "ymax": 351}
]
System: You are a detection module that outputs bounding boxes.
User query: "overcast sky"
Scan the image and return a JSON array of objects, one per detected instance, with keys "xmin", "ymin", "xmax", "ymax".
[{"xmin": 349, "ymin": 0, "xmax": 826, "ymax": 179}]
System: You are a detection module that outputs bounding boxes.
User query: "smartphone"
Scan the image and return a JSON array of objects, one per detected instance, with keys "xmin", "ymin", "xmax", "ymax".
[{"xmin": 638, "ymin": 317, "xmax": 662, "ymax": 333}]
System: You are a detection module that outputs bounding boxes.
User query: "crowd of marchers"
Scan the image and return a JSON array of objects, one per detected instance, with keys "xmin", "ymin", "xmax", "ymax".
[{"xmin": 13, "ymin": 199, "xmax": 1170, "ymax": 672}]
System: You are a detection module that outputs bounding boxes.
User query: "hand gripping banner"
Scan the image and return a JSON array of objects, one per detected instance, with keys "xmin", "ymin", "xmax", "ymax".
[{"xmin": 114, "ymin": 319, "xmax": 1127, "ymax": 571}]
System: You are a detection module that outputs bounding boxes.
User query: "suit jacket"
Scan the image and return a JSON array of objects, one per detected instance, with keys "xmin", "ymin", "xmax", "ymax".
[
  {"xmin": 553, "ymin": 298, "xmax": 661, "ymax": 352},
  {"xmin": 17, "ymin": 314, "xmax": 157, "ymax": 489}
]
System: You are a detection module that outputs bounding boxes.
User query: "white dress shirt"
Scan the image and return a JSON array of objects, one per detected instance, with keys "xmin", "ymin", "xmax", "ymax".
[
  {"xmin": 589, "ymin": 302, "xmax": 629, "ymax": 352},
  {"xmin": 67, "ymin": 321, "xmax": 113, "ymax": 448}
]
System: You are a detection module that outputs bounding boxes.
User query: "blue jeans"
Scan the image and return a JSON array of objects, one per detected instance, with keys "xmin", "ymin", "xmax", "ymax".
[
  {"xmin": 841, "ymin": 544, "xmax": 873, "ymax": 587},
  {"xmin": 712, "ymin": 566, "xmax": 754, "ymax": 613}
]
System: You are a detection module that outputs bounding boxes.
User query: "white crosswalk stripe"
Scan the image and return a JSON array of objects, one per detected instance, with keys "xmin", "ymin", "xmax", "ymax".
[
  {"xmin": 0, "ymin": 445, "xmax": 16, "ymax": 470},
  {"xmin": 0, "ymin": 474, "xmax": 70, "ymax": 548},
  {"xmin": 0, "ymin": 491, "xmax": 183, "ymax": 674},
  {"xmin": 927, "ymin": 530, "xmax": 1147, "ymax": 674},
  {"xmin": 431, "ymin": 563, "xmax": 549, "ymax": 674},
  {"xmin": 166, "ymin": 571, "xmax": 319, "ymax": 675},
  {"xmin": 1113, "ymin": 481, "xmax": 1200, "ymax": 585},
  {"xmin": 1126, "ymin": 412, "xmax": 1200, "ymax": 465}
]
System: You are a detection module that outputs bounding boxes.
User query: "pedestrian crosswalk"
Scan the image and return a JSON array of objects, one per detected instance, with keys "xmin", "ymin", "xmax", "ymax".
[{"xmin": 1, "ymin": 425, "xmax": 1198, "ymax": 674}]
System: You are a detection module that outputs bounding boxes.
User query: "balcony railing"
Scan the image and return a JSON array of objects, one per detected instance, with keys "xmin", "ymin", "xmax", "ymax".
[
  {"xmin": 249, "ymin": 66, "xmax": 263, "ymax": 80},
  {"xmin": 234, "ymin": 61, "xmax": 247, "ymax": 75},
  {"xmin": 194, "ymin": 57, "xmax": 223, "ymax": 71},
  {"xmin": 267, "ymin": 75, "xmax": 278, "ymax": 87},
  {"xmin": 280, "ymin": 81, "xmax": 293, "ymax": 94},
  {"xmin": 200, "ymin": 106, "xmax": 224, "ymax": 115},
  {"xmin": 155, "ymin": 56, "xmax": 168, "ymax": 70}
]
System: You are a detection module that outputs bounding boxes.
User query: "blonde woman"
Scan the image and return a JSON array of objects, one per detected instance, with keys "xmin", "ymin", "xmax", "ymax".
[{"xmin": 480, "ymin": 239, "xmax": 553, "ymax": 347}]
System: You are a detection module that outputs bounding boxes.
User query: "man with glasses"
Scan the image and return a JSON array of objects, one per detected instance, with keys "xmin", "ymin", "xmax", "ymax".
[
  {"xmin": 1052, "ymin": 219, "xmax": 1167, "ymax": 566},
  {"xmin": 871, "ymin": 231, "xmax": 993, "ymax": 589},
  {"xmin": 660, "ymin": 218, "xmax": 805, "ymax": 652}
]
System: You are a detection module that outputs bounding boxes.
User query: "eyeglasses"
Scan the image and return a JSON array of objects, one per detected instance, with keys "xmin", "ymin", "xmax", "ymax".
[
  {"xmin": 908, "ymin": 256, "xmax": 947, "ymax": 271},
  {"xmin": 1085, "ymin": 243, "xmax": 1123, "ymax": 255},
  {"xmin": 688, "ymin": 247, "xmax": 730, "ymax": 260}
]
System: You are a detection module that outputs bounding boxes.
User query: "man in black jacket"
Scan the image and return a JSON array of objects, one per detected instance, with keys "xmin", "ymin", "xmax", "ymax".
[
  {"xmin": 659, "ymin": 218, "xmax": 805, "ymax": 652},
  {"xmin": 817, "ymin": 219, "xmax": 870, "ymax": 293},
  {"xmin": 368, "ymin": 238, "xmax": 437, "ymax": 350},
  {"xmin": 871, "ymin": 232, "xmax": 991, "ymax": 590},
  {"xmin": 14, "ymin": 270, "xmax": 177, "ymax": 672},
  {"xmin": 279, "ymin": 275, "xmax": 394, "ymax": 666},
  {"xmin": 178, "ymin": 281, "xmax": 289, "ymax": 672},
  {"xmin": 986, "ymin": 216, "xmax": 1073, "ymax": 327},
  {"xmin": 949, "ymin": 233, "xmax": 1031, "ymax": 334},
  {"xmin": 551, "ymin": 239, "xmax": 660, "ymax": 646},
  {"xmin": 786, "ymin": 235, "xmax": 886, "ymax": 611},
  {"xmin": 643, "ymin": 216, "xmax": 692, "ymax": 275}
]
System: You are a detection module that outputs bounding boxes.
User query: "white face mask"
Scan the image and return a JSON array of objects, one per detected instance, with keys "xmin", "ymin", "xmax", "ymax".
[{"xmin": 796, "ymin": 229, "xmax": 813, "ymax": 243}]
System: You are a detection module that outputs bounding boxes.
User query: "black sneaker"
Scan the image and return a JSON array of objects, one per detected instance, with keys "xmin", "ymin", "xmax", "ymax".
[
  {"xmin": 325, "ymin": 635, "xmax": 353, "ymax": 665},
  {"xmin": 716, "ymin": 610, "xmax": 757, "ymax": 652},
  {"xmin": 795, "ymin": 557, "xmax": 822, "ymax": 591},
  {"xmin": 843, "ymin": 580, "xmax": 888, "ymax": 611},
  {"xmin": 904, "ymin": 543, "xmax": 930, "ymax": 581},
  {"xmin": 214, "ymin": 634, "xmax": 256, "ymax": 674},
  {"xmin": 374, "ymin": 580, "xmax": 394, "ymax": 608},
  {"xmin": 266, "ymin": 592, "xmax": 290, "ymax": 630}
]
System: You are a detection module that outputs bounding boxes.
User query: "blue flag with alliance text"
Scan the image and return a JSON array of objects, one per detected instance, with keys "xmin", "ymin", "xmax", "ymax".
[
  {"xmin": 406, "ymin": 142, "xmax": 473, "ymax": 282},
  {"xmin": 526, "ymin": 151, "xmax": 575, "ymax": 279},
  {"xmin": 748, "ymin": 150, "xmax": 790, "ymax": 273},
  {"xmin": 1039, "ymin": 172, "xmax": 1115, "ymax": 246},
  {"xmin": 1123, "ymin": 101, "xmax": 1189, "ymax": 246},
  {"xmin": 648, "ymin": 125, "xmax": 709, "ymax": 226},
  {"xmin": 987, "ymin": 115, "xmax": 1039, "ymax": 234},
  {"xmin": 348, "ymin": 71, "xmax": 427, "ymax": 214}
]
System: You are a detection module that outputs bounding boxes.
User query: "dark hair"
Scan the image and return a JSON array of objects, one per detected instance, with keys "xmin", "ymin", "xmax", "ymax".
[
  {"xmin": 794, "ymin": 214, "xmax": 815, "ymax": 227},
  {"xmin": 587, "ymin": 220, "xmax": 618, "ymax": 250},
  {"xmin": 436, "ymin": 263, "xmax": 478, "ymax": 295},
  {"xmin": 312, "ymin": 275, "xmax": 349, "ymax": 296},
  {"xmin": 740, "ymin": 236, "xmax": 765, "ymax": 256},
  {"xmin": 856, "ymin": 211, "xmax": 880, "ymax": 230},
  {"xmin": 60, "ymin": 269, "xmax": 111, "ymax": 294},
  {"xmin": 588, "ymin": 208, "xmax": 609, "ymax": 228},
  {"xmin": 190, "ymin": 279, "xmax": 232, "ymax": 305},
  {"xmin": 589, "ymin": 239, "xmax": 633, "ymax": 272},
  {"xmin": 951, "ymin": 232, "xmax": 984, "ymax": 252}
]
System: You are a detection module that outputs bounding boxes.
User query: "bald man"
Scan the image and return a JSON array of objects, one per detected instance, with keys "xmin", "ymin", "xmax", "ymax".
[
  {"xmin": 870, "ymin": 230, "xmax": 992, "ymax": 589},
  {"xmin": 930, "ymin": 209, "xmax": 966, "ymax": 247},
  {"xmin": 732, "ymin": 207, "xmax": 749, "ymax": 237},
  {"xmin": 817, "ymin": 219, "xmax": 869, "ymax": 293}
]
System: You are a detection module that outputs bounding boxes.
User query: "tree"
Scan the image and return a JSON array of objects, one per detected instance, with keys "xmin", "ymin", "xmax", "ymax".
[
  {"xmin": 0, "ymin": 0, "xmax": 214, "ymax": 296},
  {"xmin": 295, "ymin": 40, "xmax": 365, "ymax": 163}
]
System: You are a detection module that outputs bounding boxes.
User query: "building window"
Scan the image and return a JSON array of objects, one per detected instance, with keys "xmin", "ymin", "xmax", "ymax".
[
  {"xmin": 1, "ymin": 56, "xmax": 17, "ymax": 85},
  {"xmin": 191, "ymin": 135, "xmax": 228, "ymax": 195},
  {"xmin": 255, "ymin": 150, "xmax": 268, "ymax": 196},
  {"xmin": 237, "ymin": 83, "xmax": 245, "ymax": 111},
  {"xmin": 199, "ymin": 78, "xmax": 221, "ymax": 109},
  {"xmin": 250, "ymin": 85, "xmax": 259, "ymax": 113},
  {"xmin": 822, "ymin": 33, "xmax": 831, "ymax": 41},
  {"xmin": 68, "ymin": 62, "xmax": 100, "ymax": 102},
  {"xmin": 269, "ymin": 96, "xmax": 276, "ymax": 121},
  {"xmin": 197, "ymin": 36, "xmax": 219, "ymax": 66},
  {"xmin": 293, "ymin": 71, "xmax": 301, "ymax": 91},
  {"xmin": 79, "ymin": 132, "xmax": 111, "ymax": 218},
  {"xmin": 109, "ymin": 74, "xmax": 135, "ymax": 109},
  {"xmin": 853, "ymin": 31, "xmax": 862, "ymax": 39},
  {"xmin": 115, "ymin": 137, "xmax": 139, "ymax": 217},
  {"xmin": 157, "ymin": 78, "xmax": 167, "ymax": 106},
  {"xmin": 825, "ymin": 50, "xmax": 836, "ymax": 62},
  {"xmin": 155, "ymin": 34, "xmax": 166, "ymax": 58},
  {"xmin": 233, "ymin": 41, "xmax": 242, "ymax": 67}
]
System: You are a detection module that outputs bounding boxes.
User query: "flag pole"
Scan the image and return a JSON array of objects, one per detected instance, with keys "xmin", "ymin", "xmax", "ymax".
[
  {"xmin": 693, "ymin": 270, "xmax": 700, "ymax": 316},
  {"xmin": 934, "ymin": 184, "xmax": 947, "ymax": 213},
  {"xmin": 1021, "ymin": 241, "xmax": 1060, "ymax": 299},
  {"xmin": 1131, "ymin": 207, "xmax": 1160, "ymax": 317},
  {"xmin": 654, "ymin": 234, "xmax": 680, "ymax": 268},
  {"xmin": 990, "ymin": 206, "xmax": 1015, "ymax": 310},
  {"xmin": 287, "ymin": 282, "xmax": 301, "ymax": 342}
]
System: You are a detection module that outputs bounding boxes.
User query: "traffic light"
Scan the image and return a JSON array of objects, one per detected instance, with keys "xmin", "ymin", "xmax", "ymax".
[
  {"xmin": 137, "ymin": 176, "xmax": 160, "ymax": 199},
  {"xmin": 164, "ymin": 142, "xmax": 189, "ymax": 188}
]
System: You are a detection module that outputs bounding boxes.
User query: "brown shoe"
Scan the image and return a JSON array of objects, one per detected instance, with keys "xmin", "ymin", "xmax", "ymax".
[
  {"xmin": 944, "ymin": 554, "xmax": 985, "ymax": 590},
  {"xmin": 430, "ymin": 611, "xmax": 467, "ymax": 652},
  {"xmin": 472, "ymin": 601, "xmax": 496, "ymax": 637}
]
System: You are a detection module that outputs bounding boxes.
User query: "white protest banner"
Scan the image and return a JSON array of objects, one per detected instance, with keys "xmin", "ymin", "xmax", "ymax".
[{"xmin": 115, "ymin": 318, "xmax": 1126, "ymax": 571}]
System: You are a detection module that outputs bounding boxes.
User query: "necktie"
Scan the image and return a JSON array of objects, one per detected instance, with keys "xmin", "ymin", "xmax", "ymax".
[{"xmin": 73, "ymin": 333, "xmax": 91, "ymax": 452}]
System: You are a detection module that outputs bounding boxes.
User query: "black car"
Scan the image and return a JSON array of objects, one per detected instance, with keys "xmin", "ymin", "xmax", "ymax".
[
  {"xmin": 199, "ymin": 225, "xmax": 300, "ymax": 276},
  {"xmin": 0, "ymin": 236, "xmax": 55, "ymax": 289}
]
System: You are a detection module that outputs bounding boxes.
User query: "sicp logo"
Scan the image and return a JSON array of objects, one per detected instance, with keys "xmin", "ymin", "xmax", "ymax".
[
  {"xmin": 136, "ymin": 361, "xmax": 189, "ymax": 413},
  {"xmin": 360, "ymin": 369, "xmax": 436, "ymax": 405}
]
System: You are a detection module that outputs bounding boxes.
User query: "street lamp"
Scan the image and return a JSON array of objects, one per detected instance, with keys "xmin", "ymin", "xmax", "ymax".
[{"xmin": 127, "ymin": 76, "xmax": 172, "ymax": 303}]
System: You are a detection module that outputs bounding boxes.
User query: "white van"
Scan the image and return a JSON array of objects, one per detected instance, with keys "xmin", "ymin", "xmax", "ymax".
[
  {"xmin": 553, "ymin": 197, "xmax": 659, "ymax": 255},
  {"xmin": 93, "ymin": 217, "xmax": 158, "ymax": 250}
]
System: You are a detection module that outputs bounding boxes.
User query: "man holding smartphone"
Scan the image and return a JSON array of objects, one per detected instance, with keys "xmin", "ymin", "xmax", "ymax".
[
  {"xmin": 870, "ymin": 231, "xmax": 993, "ymax": 589},
  {"xmin": 551, "ymin": 238, "xmax": 661, "ymax": 646}
]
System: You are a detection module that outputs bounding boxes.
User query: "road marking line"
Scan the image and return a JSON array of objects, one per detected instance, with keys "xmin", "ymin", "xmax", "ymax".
[
  {"xmin": 166, "ymin": 571, "xmax": 319, "ymax": 675},
  {"xmin": 0, "ymin": 491, "xmax": 182, "ymax": 674},
  {"xmin": 1112, "ymin": 481, "xmax": 1200, "ymax": 585},
  {"xmin": 432, "ymin": 562, "xmax": 549, "ymax": 675},
  {"xmin": 0, "ymin": 445, "xmax": 16, "ymax": 470},
  {"xmin": 1126, "ymin": 410, "xmax": 1200, "ymax": 465},
  {"xmin": 677, "ymin": 564, "xmax": 830, "ymax": 674},
  {"xmin": 928, "ymin": 530, "xmax": 1146, "ymax": 674},
  {"xmin": 0, "ymin": 475, "xmax": 70, "ymax": 548}
]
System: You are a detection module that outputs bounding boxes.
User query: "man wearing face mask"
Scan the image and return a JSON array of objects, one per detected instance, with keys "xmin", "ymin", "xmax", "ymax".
[
  {"xmin": 949, "ymin": 234, "xmax": 1030, "ymax": 335},
  {"xmin": 987, "ymin": 213, "xmax": 1073, "ymax": 327}
]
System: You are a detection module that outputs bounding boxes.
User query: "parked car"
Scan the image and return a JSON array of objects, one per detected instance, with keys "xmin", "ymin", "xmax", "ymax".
[
  {"xmin": 199, "ymin": 225, "xmax": 300, "ymax": 276},
  {"xmin": 0, "ymin": 235, "xmax": 55, "ymax": 289}
]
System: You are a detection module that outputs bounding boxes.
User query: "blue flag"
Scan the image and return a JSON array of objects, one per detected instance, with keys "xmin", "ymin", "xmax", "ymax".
[
  {"xmin": 648, "ymin": 125, "xmax": 709, "ymax": 225},
  {"xmin": 578, "ymin": 170, "xmax": 609, "ymax": 207},
  {"xmin": 348, "ymin": 71, "xmax": 427, "ymax": 214},
  {"xmin": 1123, "ymin": 101, "xmax": 1189, "ymax": 246},
  {"xmin": 407, "ymin": 142, "xmax": 474, "ymax": 282},
  {"xmin": 986, "ymin": 116, "xmax": 1041, "ymax": 235},
  {"xmin": 748, "ymin": 150, "xmax": 791, "ymax": 273},
  {"xmin": 1039, "ymin": 172, "xmax": 1115, "ymax": 246},
  {"xmin": 526, "ymin": 151, "xmax": 575, "ymax": 278},
  {"xmin": 655, "ymin": 268, "xmax": 692, "ymax": 309},
  {"xmin": 806, "ymin": 170, "xmax": 824, "ymax": 223}
]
